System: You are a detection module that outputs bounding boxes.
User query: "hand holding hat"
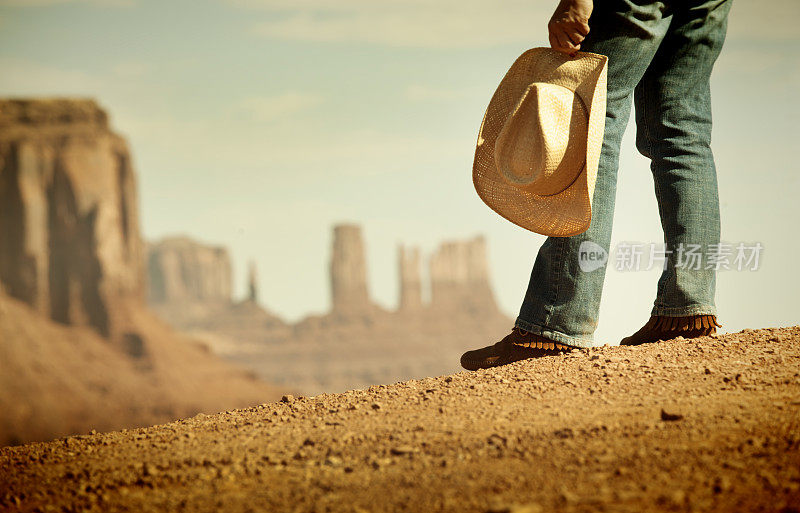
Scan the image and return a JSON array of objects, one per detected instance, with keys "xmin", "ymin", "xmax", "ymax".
[{"xmin": 548, "ymin": 0, "xmax": 593, "ymax": 56}]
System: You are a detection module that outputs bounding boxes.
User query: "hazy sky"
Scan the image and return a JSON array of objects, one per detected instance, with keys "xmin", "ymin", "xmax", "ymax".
[{"xmin": 1, "ymin": 0, "xmax": 798, "ymax": 344}]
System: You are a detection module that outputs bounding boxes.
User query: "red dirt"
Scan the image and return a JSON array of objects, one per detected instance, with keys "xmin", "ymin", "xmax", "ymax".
[{"xmin": 2, "ymin": 326, "xmax": 799, "ymax": 512}]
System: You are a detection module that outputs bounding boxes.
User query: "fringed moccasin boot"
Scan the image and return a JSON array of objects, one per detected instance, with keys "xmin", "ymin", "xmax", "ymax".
[
  {"xmin": 460, "ymin": 328, "xmax": 573, "ymax": 371},
  {"xmin": 620, "ymin": 314, "xmax": 721, "ymax": 346}
]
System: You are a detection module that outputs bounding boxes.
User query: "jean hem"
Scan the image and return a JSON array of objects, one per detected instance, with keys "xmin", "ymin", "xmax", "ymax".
[
  {"xmin": 650, "ymin": 305, "xmax": 717, "ymax": 317},
  {"xmin": 514, "ymin": 317, "xmax": 596, "ymax": 349}
]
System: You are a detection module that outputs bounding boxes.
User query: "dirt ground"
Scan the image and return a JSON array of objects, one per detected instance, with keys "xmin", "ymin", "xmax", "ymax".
[{"xmin": 2, "ymin": 326, "xmax": 799, "ymax": 513}]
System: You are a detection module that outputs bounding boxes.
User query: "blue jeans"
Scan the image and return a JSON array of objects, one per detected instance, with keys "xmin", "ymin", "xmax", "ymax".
[{"xmin": 515, "ymin": 0, "xmax": 732, "ymax": 348}]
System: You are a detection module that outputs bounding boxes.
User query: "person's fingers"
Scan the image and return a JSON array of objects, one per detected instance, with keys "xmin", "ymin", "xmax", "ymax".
[
  {"xmin": 549, "ymin": 21, "xmax": 586, "ymax": 56},
  {"xmin": 548, "ymin": 20, "xmax": 563, "ymax": 50},
  {"xmin": 575, "ymin": 20, "xmax": 591, "ymax": 37},
  {"xmin": 565, "ymin": 30, "xmax": 584, "ymax": 47},
  {"xmin": 554, "ymin": 33, "xmax": 571, "ymax": 53},
  {"xmin": 548, "ymin": 29, "xmax": 561, "ymax": 51},
  {"xmin": 555, "ymin": 30, "xmax": 579, "ymax": 54},
  {"xmin": 549, "ymin": 28, "xmax": 571, "ymax": 53}
]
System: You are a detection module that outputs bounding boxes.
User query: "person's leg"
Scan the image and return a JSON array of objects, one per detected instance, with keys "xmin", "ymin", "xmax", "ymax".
[
  {"xmin": 633, "ymin": 0, "xmax": 731, "ymax": 318},
  {"xmin": 516, "ymin": 1, "xmax": 673, "ymax": 348}
]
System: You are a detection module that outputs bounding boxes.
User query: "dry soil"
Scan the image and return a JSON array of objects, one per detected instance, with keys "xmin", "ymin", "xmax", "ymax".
[{"xmin": 2, "ymin": 326, "xmax": 800, "ymax": 513}]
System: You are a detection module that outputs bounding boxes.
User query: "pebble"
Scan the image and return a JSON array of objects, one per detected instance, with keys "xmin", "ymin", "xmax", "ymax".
[
  {"xmin": 712, "ymin": 476, "xmax": 732, "ymax": 493},
  {"xmin": 390, "ymin": 446, "xmax": 417, "ymax": 455},
  {"xmin": 142, "ymin": 463, "xmax": 158, "ymax": 477},
  {"xmin": 324, "ymin": 456, "xmax": 343, "ymax": 467},
  {"xmin": 660, "ymin": 409, "xmax": 684, "ymax": 422},
  {"xmin": 487, "ymin": 504, "xmax": 543, "ymax": 513}
]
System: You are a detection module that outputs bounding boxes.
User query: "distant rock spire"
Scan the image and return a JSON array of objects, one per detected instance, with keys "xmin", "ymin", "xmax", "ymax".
[
  {"xmin": 429, "ymin": 236, "xmax": 497, "ymax": 314},
  {"xmin": 330, "ymin": 224, "xmax": 371, "ymax": 313},
  {"xmin": 247, "ymin": 260, "xmax": 258, "ymax": 303},
  {"xmin": 398, "ymin": 244, "xmax": 422, "ymax": 311}
]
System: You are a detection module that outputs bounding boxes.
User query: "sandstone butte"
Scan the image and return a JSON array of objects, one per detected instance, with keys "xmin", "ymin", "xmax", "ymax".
[
  {"xmin": 1, "ymin": 326, "xmax": 799, "ymax": 512},
  {"xmin": 147, "ymin": 226, "xmax": 514, "ymax": 395},
  {"xmin": 0, "ymin": 99, "xmax": 286, "ymax": 447}
]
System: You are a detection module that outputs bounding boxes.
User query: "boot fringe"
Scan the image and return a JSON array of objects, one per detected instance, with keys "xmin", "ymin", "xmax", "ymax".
[
  {"xmin": 647, "ymin": 314, "xmax": 721, "ymax": 335},
  {"xmin": 512, "ymin": 328, "xmax": 571, "ymax": 350}
]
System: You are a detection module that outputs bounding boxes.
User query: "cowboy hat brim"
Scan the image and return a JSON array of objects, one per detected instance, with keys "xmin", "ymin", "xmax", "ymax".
[{"xmin": 473, "ymin": 48, "xmax": 607, "ymax": 237}]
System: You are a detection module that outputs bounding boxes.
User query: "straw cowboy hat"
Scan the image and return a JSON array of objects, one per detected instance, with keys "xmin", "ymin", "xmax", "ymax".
[{"xmin": 473, "ymin": 48, "xmax": 608, "ymax": 237}]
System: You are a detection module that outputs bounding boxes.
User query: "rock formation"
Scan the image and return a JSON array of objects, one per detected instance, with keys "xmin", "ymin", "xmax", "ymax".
[
  {"xmin": 247, "ymin": 260, "xmax": 258, "ymax": 303},
  {"xmin": 329, "ymin": 224, "xmax": 371, "ymax": 314},
  {"xmin": 147, "ymin": 227, "xmax": 510, "ymax": 394},
  {"xmin": 0, "ymin": 99, "xmax": 144, "ymax": 341},
  {"xmin": 398, "ymin": 244, "xmax": 422, "ymax": 312},
  {"xmin": 429, "ymin": 236, "xmax": 498, "ymax": 315},
  {"xmin": 146, "ymin": 240, "xmax": 288, "ymax": 345},
  {"xmin": 0, "ymin": 99, "xmax": 287, "ymax": 445},
  {"xmin": 147, "ymin": 237, "xmax": 232, "ymax": 305}
]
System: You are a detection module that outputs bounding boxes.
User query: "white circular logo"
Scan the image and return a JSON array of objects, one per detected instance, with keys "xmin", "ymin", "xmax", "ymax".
[{"xmin": 578, "ymin": 241, "xmax": 608, "ymax": 272}]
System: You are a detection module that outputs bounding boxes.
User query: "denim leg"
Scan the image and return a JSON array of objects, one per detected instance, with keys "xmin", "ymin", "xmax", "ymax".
[
  {"xmin": 634, "ymin": 0, "xmax": 731, "ymax": 317},
  {"xmin": 516, "ymin": 1, "xmax": 673, "ymax": 347}
]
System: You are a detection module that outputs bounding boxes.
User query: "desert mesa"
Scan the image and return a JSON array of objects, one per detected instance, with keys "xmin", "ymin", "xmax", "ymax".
[{"xmin": 0, "ymin": 98, "xmax": 512, "ymax": 445}]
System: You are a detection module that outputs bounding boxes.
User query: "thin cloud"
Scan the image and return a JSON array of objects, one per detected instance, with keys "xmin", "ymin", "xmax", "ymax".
[
  {"xmin": 112, "ymin": 61, "xmax": 150, "ymax": 78},
  {"xmin": 0, "ymin": 58, "xmax": 104, "ymax": 95},
  {"xmin": 236, "ymin": 92, "xmax": 324, "ymax": 122},
  {"xmin": 0, "ymin": 0, "xmax": 134, "ymax": 5},
  {"xmin": 119, "ymin": 108, "xmax": 465, "ymax": 180},
  {"xmin": 230, "ymin": 0, "xmax": 799, "ymax": 48},
  {"xmin": 232, "ymin": 0, "xmax": 552, "ymax": 48},
  {"xmin": 405, "ymin": 85, "xmax": 478, "ymax": 102}
]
